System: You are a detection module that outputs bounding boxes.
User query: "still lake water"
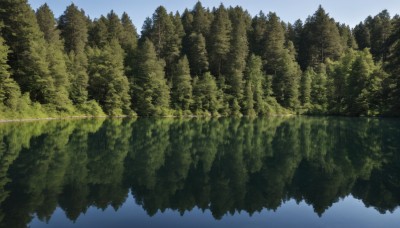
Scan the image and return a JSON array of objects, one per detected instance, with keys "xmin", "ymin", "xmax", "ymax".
[{"xmin": 0, "ymin": 117, "xmax": 399, "ymax": 227}]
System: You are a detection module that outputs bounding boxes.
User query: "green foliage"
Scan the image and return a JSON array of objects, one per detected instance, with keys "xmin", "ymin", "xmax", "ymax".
[
  {"xmin": 209, "ymin": 4, "xmax": 232, "ymax": 77},
  {"xmin": 87, "ymin": 40, "xmax": 132, "ymax": 116},
  {"xmin": 0, "ymin": 2, "xmax": 399, "ymax": 118},
  {"xmin": 310, "ymin": 64, "xmax": 328, "ymax": 113},
  {"xmin": 300, "ymin": 67, "xmax": 313, "ymax": 108},
  {"xmin": 171, "ymin": 56, "xmax": 192, "ymax": 112},
  {"xmin": 299, "ymin": 6, "xmax": 343, "ymax": 69},
  {"xmin": 36, "ymin": 4, "xmax": 73, "ymax": 112},
  {"xmin": 0, "ymin": 36, "xmax": 20, "ymax": 110},
  {"xmin": 133, "ymin": 39, "xmax": 170, "ymax": 116},
  {"xmin": 187, "ymin": 33, "xmax": 209, "ymax": 76},
  {"xmin": 58, "ymin": 4, "xmax": 88, "ymax": 53},
  {"xmin": 192, "ymin": 73, "xmax": 220, "ymax": 115}
]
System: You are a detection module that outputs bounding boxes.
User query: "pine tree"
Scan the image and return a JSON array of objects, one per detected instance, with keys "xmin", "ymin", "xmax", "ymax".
[
  {"xmin": 133, "ymin": 39, "xmax": 170, "ymax": 116},
  {"xmin": 59, "ymin": 4, "xmax": 90, "ymax": 106},
  {"xmin": 299, "ymin": 6, "xmax": 343, "ymax": 69},
  {"xmin": 88, "ymin": 16, "xmax": 108, "ymax": 47},
  {"xmin": 310, "ymin": 64, "xmax": 328, "ymax": 113},
  {"xmin": 67, "ymin": 51, "xmax": 89, "ymax": 105},
  {"xmin": 120, "ymin": 12, "xmax": 138, "ymax": 51},
  {"xmin": 0, "ymin": 0, "xmax": 56, "ymax": 104},
  {"xmin": 192, "ymin": 72, "xmax": 220, "ymax": 115},
  {"xmin": 120, "ymin": 12, "xmax": 138, "ymax": 82},
  {"xmin": 346, "ymin": 50, "xmax": 382, "ymax": 116},
  {"xmin": 58, "ymin": 4, "xmax": 89, "ymax": 53},
  {"xmin": 208, "ymin": 4, "xmax": 232, "ymax": 77},
  {"xmin": 87, "ymin": 39, "xmax": 132, "ymax": 116},
  {"xmin": 386, "ymin": 18, "xmax": 400, "ymax": 114},
  {"xmin": 262, "ymin": 13, "xmax": 300, "ymax": 109},
  {"xmin": 249, "ymin": 11, "xmax": 267, "ymax": 56},
  {"xmin": 0, "ymin": 34, "xmax": 20, "ymax": 110},
  {"xmin": 300, "ymin": 67, "xmax": 313, "ymax": 108},
  {"xmin": 187, "ymin": 33, "xmax": 209, "ymax": 76},
  {"xmin": 225, "ymin": 7, "xmax": 249, "ymax": 106},
  {"xmin": 244, "ymin": 55, "xmax": 265, "ymax": 115},
  {"xmin": 192, "ymin": 1, "xmax": 211, "ymax": 36},
  {"xmin": 354, "ymin": 22, "xmax": 371, "ymax": 50},
  {"xmin": 366, "ymin": 10, "xmax": 392, "ymax": 62},
  {"xmin": 106, "ymin": 10, "xmax": 124, "ymax": 42},
  {"xmin": 171, "ymin": 56, "xmax": 192, "ymax": 111},
  {"xmin": 36, "ymin": 4, "xmax": 72, "ymax": 111}
]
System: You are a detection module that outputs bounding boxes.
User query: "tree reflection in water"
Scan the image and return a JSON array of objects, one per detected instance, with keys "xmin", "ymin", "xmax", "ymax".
[{"xmin": 0, "ymin": 117, "xmax": 399, "ymax": 227}]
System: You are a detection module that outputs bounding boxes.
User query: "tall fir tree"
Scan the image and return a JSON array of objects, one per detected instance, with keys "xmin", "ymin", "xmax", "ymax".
[
  {"xmin": 299, "ymin": 6, "xmax": 343, "ymax": 69},
  {"xmin": 243, "ymin": 55, "xmax": 265, "ymax": 115},
  {"xmin": 192, "ymin": 72, "xmax": 220, "ymax": 115},
  {"xmin": 249, "ymin": 12, "xmax": 267, "ymax": 57},
  {"xmin": 87, "ymin": 39, "xmax": 132, "ymax": 116},
  {"xmin": 0, "ymin": 0, "xmax": 56, "ymax": 104},
  {"xmin": 58, "ymin": 4, "xmax": 88, "ymax": 53},
  {"xmin": 171, "ymin": 56, "xmax": 192, "ymax": 111},
  {"xmin": 59, "ymin": 4, "xmax": 90, "ymax": 105},
  {"xmin": 300, "ymin": 67, "xmax": 313, "ymax": 108},
  {"xmin": 133, "ymin": 39, "xmax": 170, "ymax": 116},
  {"xmin": 88, "ymin": 16, "xmax": 108, "ymax": 48},
  {"xmin": 192, "ymin": 1, "xmax": 211, "ymax": 36},
  {"xmin": 263, "ymin": 13, "xmax": 300, "ymax": 109},
  {"xmin": 208, "ymin": 4, "xmax": 232, "ymax": 77},
  {"xmin": 120, "ymin": 12, "xmax": 138, "ymax": 82},
  {"xmin": 36, "ymin": 4, "xmax": 72, "ymax": 111},
  {"xmin": 225, "ymin": 7, "xmax": 249, "ymax": 106},
  {"xmin": 310, "ymin": 64, "xmax": 328, "ymax": 113},
  {"xmin": 0, "ymin": 34, "xmax": 20, "ymax": 110},
  {"xmin": 187, "ymin": 33, "xmax": 209, "ymax": 76},
  {"xmin": 67, "ymin": 51, "xmax": 89, "ymax": 105}
]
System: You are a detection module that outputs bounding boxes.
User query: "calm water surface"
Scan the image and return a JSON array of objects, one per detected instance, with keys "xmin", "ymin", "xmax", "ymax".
[{"xmin": 0, "ymin": 117, "xmax": 399, "ymax": 227}]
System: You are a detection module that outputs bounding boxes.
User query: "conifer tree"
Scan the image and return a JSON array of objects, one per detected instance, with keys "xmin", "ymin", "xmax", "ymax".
[
  {"xmin": 208, "ymin": 4, "xmax": 232, "ymax": 77},
  {"xmin": 87, "ymin": 39, "xmax": 132, "ymax": 115},
  {"xmin": 244, "ymin": 55, "xmax": 265, "ymax": 115},
  {"xmin": 192, "ymin": 72, "xmax": 220, "ymax": 115},
  {"xmin": 0, "ymin": 0, "xmax": 56, "ymax": 104},
  {"xmin": 58, "ymin": 4, "xmax": 88, "ymax": 53},
  {"xmin": 192, "ymin": 2, "xmax": 211, "ymax": 36},
  {"xmin": 300, "ymin": 68, "xmax": 313, "ymax": 108},
  {"xmin": 88, "ymin": 16, "xmax": 108, "ymax": 48},
  {"xmin": 36, "ymin": 4, "xmax": 72, "ymax": 111},
  {"xmin": 120, "ymin": 12, "xmax": 138, "ymax": 81},
  {"xmin": 133, "ymin": 39, "xmax": 170, "ymax": 116},
  {"xmin": 67, "ymin": 51, "xmax": 89, "ymax": 105},
  {"xmin": 310, "ymin": 64, "xmax": 328, "ymax": 113},
  {"xmin": 171, "ymin": 56, "xmax": 192, "ymax": 111},
  {"xmin": 225, "ymin": 7, "xmax": 249, "ymax": 106},
  {"xmin": 299, "ymin": 6, "xmax": 343, "ymax": 69},
  {"xmin": 0, "ymin": 34, "xmax": 20, "ymax": 110},
  {"xmin": 249, "ymin": 12, "xmax": 267, "ymax": 57},
  {"xmin": 59, "ymin": 4, "xmax": 90, "ymax": 105},
  {"xmin": 187, "ymin": 33, "xmax": 209, "ymax": 76}
]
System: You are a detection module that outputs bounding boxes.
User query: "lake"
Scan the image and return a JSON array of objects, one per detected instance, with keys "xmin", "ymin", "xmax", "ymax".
[{"xmin": 0, "ymin": 117, "xmax": 399, "ymax": 227}]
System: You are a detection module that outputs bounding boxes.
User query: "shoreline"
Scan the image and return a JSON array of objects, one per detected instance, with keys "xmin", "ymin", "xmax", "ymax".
[
  {"xmin": 0, "ymin": 116, "xmax": 109, "ymax": 123},
  {"xmin": 0, "ymin": 114, "xmax": 298, "ymax": 123}
]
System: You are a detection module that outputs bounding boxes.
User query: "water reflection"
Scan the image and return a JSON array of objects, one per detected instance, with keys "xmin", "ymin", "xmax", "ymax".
[{"xmin": 0, "ymin": 117, "xmax": 399, "ymax": 227}]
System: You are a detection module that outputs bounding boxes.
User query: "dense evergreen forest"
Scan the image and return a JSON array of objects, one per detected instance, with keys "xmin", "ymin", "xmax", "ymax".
[{"xmin": 1, "ymin": 0, "xmax": 400, "ymax": 117}]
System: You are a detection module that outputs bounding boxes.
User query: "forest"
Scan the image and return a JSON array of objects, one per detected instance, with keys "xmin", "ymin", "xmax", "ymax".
[
  {"xmin": 0, "ymin": 118, "xmax": 399, "ymax": 226},
  {"xmin": 1, "ymin": 0, "xmax": 400, "ymax": 117}
]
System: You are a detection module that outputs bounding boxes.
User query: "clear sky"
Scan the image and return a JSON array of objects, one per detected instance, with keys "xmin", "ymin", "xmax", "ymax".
[{"xmin": 28, "ymin": 0, "xmax": 400, "ymax": 30}]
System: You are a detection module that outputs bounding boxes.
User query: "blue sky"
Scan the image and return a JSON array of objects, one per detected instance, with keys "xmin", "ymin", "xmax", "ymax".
[{"xmin": 28, "ymin": 0, "xmax": 400, "ymax": 30}]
